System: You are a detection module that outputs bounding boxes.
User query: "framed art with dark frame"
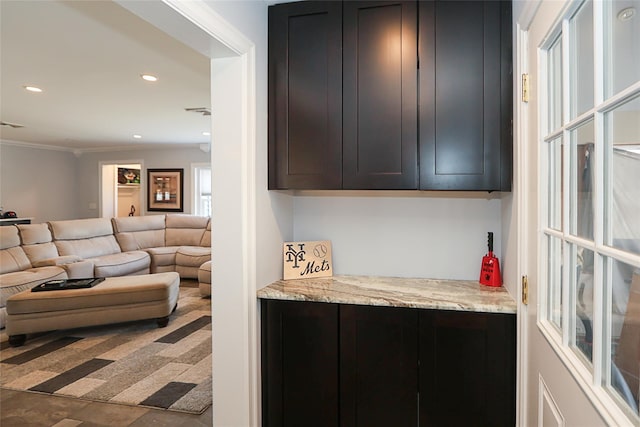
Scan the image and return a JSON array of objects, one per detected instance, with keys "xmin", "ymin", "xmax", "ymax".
[{"xmin": 147, "ymin": 168, "xmax": 184, "ymax": 212}]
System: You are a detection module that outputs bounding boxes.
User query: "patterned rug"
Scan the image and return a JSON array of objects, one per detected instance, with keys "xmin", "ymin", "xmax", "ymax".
[{"xmin": 0, "ymin": 286, "xmax": 212, "ymax": 414}]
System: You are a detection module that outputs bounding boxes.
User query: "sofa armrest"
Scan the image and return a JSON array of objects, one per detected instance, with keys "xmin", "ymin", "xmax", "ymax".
[
  {"xmin": 32, "ymin": 255, "xmax": 82, "ymax": 268},
  {"xmin": 61, "ymin": 259, "xmax": 95, "ymax": 279}
]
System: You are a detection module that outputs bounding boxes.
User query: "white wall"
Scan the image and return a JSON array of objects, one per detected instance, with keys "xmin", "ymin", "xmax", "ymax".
[
  {"xmin": 294, "ymin": 191, "xmax": 504, "ymax": 281},
  {"xmin": 205, "ymin": 0, "xmax": 294, "ymax": 290},
  {"xmin": 0, "ymin": 143, "xmax": 209, "ymax": 222},
  {"xmin": 0, "ymin": 143, "xmax": 79, "ymax": 223}
]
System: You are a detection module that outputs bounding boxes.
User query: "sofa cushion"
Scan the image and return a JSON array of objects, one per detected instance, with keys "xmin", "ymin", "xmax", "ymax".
[
  {"xmin": 112, "ymin": 215, "xmax": 166, "ymax": 251},
  {"xmin": 0, "ymin": 226, "xmax": 20, "ymax": 250},
  {"xmin": 50, "ymin": 218, "xmax": 122, "ymax": 259},
  {"xmin": 176, "ymin": 246, "xmax": 211, "ymax": 268},
  {"xmin": 32, "ymin": 255, "xmax": 82, "ymax": 268},
  {"xmin": 17, "ymin": 223, "xmax": 61, "ymax": 266},
  {"xmin": 0, "ymin": 227, "xmax": 31, "ymax": 274},
  {"xmin": 22, "ymin": 242, "xmax": 59, "ymax": 264},
  {"xmin": 60, "ymin": 259, "xmax": 95, "ymax": 279},
  {"xmin": 17, "ymin": 223, "xmax": 52, "ymax": 245},
  {"xmin": 165, "ymin": 214, "xmax": 209, "ymax": 247},
  {"xmin": 0, "ymin": 266, "xmax": 68, "ymax": 329},
  {"xmin": 165, "ymin": 214, "xmax": 209, "ymax": 230},
  {"xmin": 145, "ymin": 246, "xmax": 178, "ymax": 272},
  {"xmin": 0, "ymin": 247, "xmax": 32, "ymax": 275},
  {"xmin": 0, "ymin": 267, "xmax": 68, "ymax": 307},
  {"xmin": 112, "ymin": 215, "xmax": 166, "ymax": 233},
  {"xmin": 49, "ymin": 218, "xmax": 114, "ymax": 240},
  {"xmin": 198, "ymin": 260, "xmax": 211, "ymax": 297},
  {"xmin": 90, "ymin": 251, "xmax": 151, "ymax": 277},
  {"xmin": 55, "ymin": 235, "xmax": 122, "ymax": 259},
  {"xmin": 200, "ymin": 220, "xmax": 212, "ymax": 248}
]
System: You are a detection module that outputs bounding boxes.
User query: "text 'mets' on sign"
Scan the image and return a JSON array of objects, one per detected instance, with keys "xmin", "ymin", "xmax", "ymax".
[{"xmin": 283, "ymin": 240, "xmax": 333, "ymax": 280}]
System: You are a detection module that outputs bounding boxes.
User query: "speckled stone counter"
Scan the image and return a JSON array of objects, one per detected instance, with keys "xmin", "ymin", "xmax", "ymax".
[{"xmin": 257, "ymin": 275, "xmax": 517, "ymax": 314}]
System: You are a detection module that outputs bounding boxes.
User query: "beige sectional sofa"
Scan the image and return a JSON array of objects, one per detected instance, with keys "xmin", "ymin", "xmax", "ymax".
[
  {"xmin": 50, "ymin": 218, "xmax": 152, "ymax": 277},
  {"xmin": 0, "ymin": 214, "xmax": 212, "ymax": 329},
  {"xmin": 113, "ymin": 214, "xmax": 211, "ymax": 279}
]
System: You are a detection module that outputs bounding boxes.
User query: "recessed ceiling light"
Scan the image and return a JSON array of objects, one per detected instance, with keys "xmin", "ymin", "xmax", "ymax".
[
  {"xmin": 202, "ymin": 131, "xmax": 211, "ymax": 136},
  {"xmin": 133, "ymin": 134, "xmax": 142, "ymax": 139},
  {"xmin": 141, "ymin": 74, "xmax": 158, "ymax": 82},
  {"xmin": 23, "ymin": 85, "xmax": 43, "ymax": 93},
  {"xmin": 618, "ymin": 7, "xmax": 635, "ymax": 21}
]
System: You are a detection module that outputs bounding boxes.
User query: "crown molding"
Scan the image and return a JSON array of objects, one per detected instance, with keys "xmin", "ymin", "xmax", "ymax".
[
  {"xmin": 0, "ymin": 139, "xmax": 72, "ymax": 152},
  {"xmin": 0, "ymin": 139, "xmax": 204, "ymax": 154}
]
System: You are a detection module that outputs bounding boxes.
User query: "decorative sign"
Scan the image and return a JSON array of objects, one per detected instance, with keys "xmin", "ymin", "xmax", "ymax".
[{"xmin": 283, "ymin": 240, "xmax": 333, "ymax": 280}]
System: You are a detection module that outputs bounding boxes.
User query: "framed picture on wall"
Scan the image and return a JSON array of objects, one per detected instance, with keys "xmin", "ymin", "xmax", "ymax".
[{"xmin": 147, "ymin": 168, "xmax": 184, "ymax": 212}]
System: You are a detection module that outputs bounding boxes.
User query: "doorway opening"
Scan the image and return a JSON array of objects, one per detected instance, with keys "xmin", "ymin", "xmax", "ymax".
[{"xmin": 100, "ymin": 161, "xmax": 143, "ymax": 219}]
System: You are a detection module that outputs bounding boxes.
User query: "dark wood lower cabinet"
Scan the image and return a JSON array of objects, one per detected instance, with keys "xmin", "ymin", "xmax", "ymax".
[
  {"xmin": 419, "ymin": 310, "xmax": 516, "ymax": 427},
  {"xmin": 340, "ymin": 305, "xmax": 418, "ymax": 427},
  {"xmin": 261, "ymin": 299, "xmax": 340, "ymax": 427},
  {"xmin": 261, "ymin": 299, "xmax": 515, "ymax": 427}
]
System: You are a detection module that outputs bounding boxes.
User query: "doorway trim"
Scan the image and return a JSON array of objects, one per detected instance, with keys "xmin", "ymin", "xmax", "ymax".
[
  {"xmin": 158, "ymin": 2, "xmax": 258, "ymax": 425},
  {"xmin": 515, "ymin": 2, "xmax": 540, "ymax": 424}
]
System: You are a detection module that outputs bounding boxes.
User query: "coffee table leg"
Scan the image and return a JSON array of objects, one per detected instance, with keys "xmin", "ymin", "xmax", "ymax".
[
  {"xmin": 9, "ymin": 334, "xmax": 26, "ymax": 347},
  {"xmin": 157, "ymin": 316, "xmax": 170, "ymax": 328}
]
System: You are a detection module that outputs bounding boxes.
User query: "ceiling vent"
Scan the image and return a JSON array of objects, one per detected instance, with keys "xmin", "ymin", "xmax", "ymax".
[
  {"xmin": 185, "ymin": 107, "xmax": 211, "ymax": 116},
  {"xmin": 1, "ymin": 121, "xmax": 25, "ymax": 128}
]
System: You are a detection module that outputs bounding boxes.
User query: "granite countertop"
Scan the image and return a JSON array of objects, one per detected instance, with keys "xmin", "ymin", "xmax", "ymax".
[{"xmin": 257, "ymin": 275, "xmax": 517, "ymax": 314}]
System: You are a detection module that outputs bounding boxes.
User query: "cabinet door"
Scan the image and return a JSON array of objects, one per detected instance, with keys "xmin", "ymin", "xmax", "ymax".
[
  {"xmin": 343, "ymin": 1, "xmax": 418, "ymax": 190},
  {"xmin": 419, "ymin": 0, "xmax": 512, "ymax": 191},
  {"xmin": 268, "ymin": 1, "xmax": 342, "ymax": 189},
  {"xmin": 261, "ymin": 300, "xmax": 340, "ymax": 427},
  {"xmin": 340, "ymin": 304, "xmax": 419, "ymax": 427},
  {"xmin": 419, "ymin": 310, "xmax": 516, "ymax": 427}
]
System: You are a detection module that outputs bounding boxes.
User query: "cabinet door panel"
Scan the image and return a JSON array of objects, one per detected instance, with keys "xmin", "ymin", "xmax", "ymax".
[
  {"xmin": 268, "ymin": 1, "xmax": 342, "ymax": 189},
  {"xmin": 419, "ymin": 0, "xmax": 512, "ymax": 191},
  {"xmin": 262, "ymin": 300, "xmax": 339, "ymax": 427},
  {"xmin": 340, "ymin": 304, "xmax": 418, "ymax": 427},
  {"xmin": 419, "ymin": 310, "xmax": 516, "ymax": 427},
  {"xmin": 343, "ymin": 1, "xmax": 418, "ymax": 189}
]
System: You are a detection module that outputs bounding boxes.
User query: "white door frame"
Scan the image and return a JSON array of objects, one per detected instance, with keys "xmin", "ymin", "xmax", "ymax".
[
  {"xmin": 159, "ymin": 2, "xmax": 259, "ymax": 426},
  {"xmin": 515, "ymin": 3, "xmax": 542, "ymax": 424},
  {"xmin": 122, "ymin": 1, "xmax": 259, "ymax": 425}
]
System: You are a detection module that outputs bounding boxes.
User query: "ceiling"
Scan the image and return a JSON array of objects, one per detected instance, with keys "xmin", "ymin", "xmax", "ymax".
[{"xmin": 0, "ymin": 0, "xmax": 218, "ymax": 152}]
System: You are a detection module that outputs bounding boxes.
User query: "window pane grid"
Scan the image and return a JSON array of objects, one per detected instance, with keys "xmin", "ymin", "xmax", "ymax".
[
  {"xmin": 540, "ymin": 1, "xmax": 640, "ymax": 419},
  {"xmin": 604, "ymin": 1, "xmax": 640, "ymax": 98},
  {"xmin": 548, "ymin": 35, "xmax": 564, "ymax": 134},
  {"xmin": 570, "ymin": 0, "xmax": 594, "ymax": 119},
  {"xmin": 548, "ymin": 236, "xmax": 565, "ymax": 329},
  {"xmin": 571, "ymin": 243, "xmax": 596, "ymax": 367},
  {"xmin": 547, "ymin": 137, "xmax": 564, "ymax": 230},
  {"xmin": 569, "ymin": 119, "xmax": 595, "ymax": 240}
]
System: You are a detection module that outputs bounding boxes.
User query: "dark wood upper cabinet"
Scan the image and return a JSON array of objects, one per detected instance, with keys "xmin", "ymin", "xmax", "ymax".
[
  {"xmin": 419, "ymin": 0, "xmax": 512, "ymax": 191},
  {"xmin": 268, "ymin": 1, "xmax": 343, "ymax": 190},
  {"xmin": 268, "ymin": 0, "xmax": 512, "ymax": 191},
  {"xmin": 342, "ymin": 1, "xmax": 418, "ymax": 189}
]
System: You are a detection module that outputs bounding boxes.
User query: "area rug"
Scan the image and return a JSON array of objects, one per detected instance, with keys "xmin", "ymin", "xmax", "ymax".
[{"xmin": 0, "ymin": 287, "xmax": 212, "ymax": 414}]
